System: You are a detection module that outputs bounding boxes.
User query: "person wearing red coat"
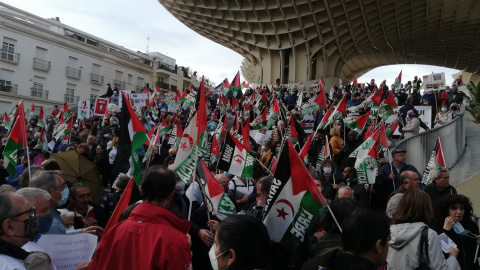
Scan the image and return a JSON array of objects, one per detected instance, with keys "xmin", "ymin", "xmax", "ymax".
[{"xmin": 89, "ymin": 166, "xmax": 192, "ymax": 270}]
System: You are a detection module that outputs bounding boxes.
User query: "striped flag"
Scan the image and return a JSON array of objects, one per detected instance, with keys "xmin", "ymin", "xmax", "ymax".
[
  {"xmin": 4, "ymin": 101, "xmax": 27, "ymax": 178},
  {"xmin": 217, "ymin": 133, "xmax": 255, "ymax": 178}
]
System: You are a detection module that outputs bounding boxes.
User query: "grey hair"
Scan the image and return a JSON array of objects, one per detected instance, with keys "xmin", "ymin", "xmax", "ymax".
[
  {"xmin": 0, "ymin": 184, "xmax": 16, "ymax": 194},
  {"xmin": 0, "ymin": 191, "xmax": 21, "ymax": 234},
  {"xmin": 113, "ymin": 174, "xmax": 130, "ymax": 190},
  {"xmin": 57, "ymin": 209, "xmax": 75, "ymax": 219},
  {"xmin": 17, "ymin": 188, "xmax": 51, "ymax": 207},
  {"xmin": 432, "ymin": 167, "xmax": 449, "ymax": 180},
  {"xmin": 338, "ymin": 186, "xmax": 354, "ymax": 196},
  {"xmin": 29, "ymin": 171, "xmax": 62, "ymax": 190}
]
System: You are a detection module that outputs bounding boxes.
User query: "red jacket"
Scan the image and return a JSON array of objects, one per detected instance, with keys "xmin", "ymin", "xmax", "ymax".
[{"xmin": 89, "ymin": 203, "xmax": 192, "ymax": 270}]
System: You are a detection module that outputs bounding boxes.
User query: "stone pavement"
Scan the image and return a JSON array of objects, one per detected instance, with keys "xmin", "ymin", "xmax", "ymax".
[{"xmin": 449, "ymin": 114, "xmax": 480, "ymax": 186}]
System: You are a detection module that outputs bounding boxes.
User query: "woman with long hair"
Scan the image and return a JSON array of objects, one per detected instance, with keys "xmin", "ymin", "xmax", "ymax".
[{"xmin": 387, "ymin": 189, "xmax": 460, "ymax": 269}]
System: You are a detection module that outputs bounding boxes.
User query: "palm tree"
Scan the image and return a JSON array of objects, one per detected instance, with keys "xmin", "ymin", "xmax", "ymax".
[{"xmin": 466, "ymin": 81, "xmax": 480, "ymax": 122}]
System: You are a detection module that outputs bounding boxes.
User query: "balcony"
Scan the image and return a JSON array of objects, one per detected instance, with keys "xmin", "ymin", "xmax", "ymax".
[
  {"xmin": 64, "ymin": 94, "xmax": 79, "ymax": 104},
  {"xmin": 31, "ymin": 88, "xmax": 49, "ymax": 99},
  {"xmin": 157, "ymin": 81, "xmax": 170, "ymax": 91},
  {"xmin": 0, "ymin": 83, "xmax": 17, "ymax": 94},
  {"xmin": 33, "ymin": 58, "xmax": 51, "ymax": 71},
  {"xmin": 66, "ymin": 67, "xmax": 81, "ymax": 79},
  {"xmin": 90, "ymin": 73, "xmax": 104, "ymax": 84},
  {"xmin": 171, "ymin": 85, "xmax": 177, "ymax": 92},
  {"xmin": 156, "ymin": 62, "xmax": 175, "ymax": 73},
  {"xmin": 0, "ymin": 50, "xmax": 20, "ymax": 64},
  {"xmin": 114, "ymin": 80, "xmax": 126, "ymax": 90}
]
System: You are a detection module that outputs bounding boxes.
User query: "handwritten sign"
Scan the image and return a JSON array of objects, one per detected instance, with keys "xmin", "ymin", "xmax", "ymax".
[{"xmin": 37, "ymin": 233, "xmax": 98, "ymax": 270}]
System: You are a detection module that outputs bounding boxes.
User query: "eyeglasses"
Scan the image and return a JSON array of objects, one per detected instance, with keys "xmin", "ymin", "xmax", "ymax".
[{"xmin": 9, "ymin": 207, "xmax": 36, "ymax": 219}]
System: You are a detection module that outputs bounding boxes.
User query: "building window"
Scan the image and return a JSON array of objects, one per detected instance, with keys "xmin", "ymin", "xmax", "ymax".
[
  {"xmin": 128, "ymin": 74, "xmax": 133, "ymax": 85},
  {"xmin": 1, "ymin": 37, "xmax": 19, "ymax": 63},
  {"xmin": 66, "ymin": 56, "xmax": 81, "ymax": 78},
  {"xmin": 90, "ymin": 64, "xmax": 103, "ymax": 84},
  {"xmin": 32, "ymin": 76, "xmax": 48, "ymax": 99},
  {"xmin": 0, "ymin": 69, "xmax": 16, "ymax": 93},
  {"xmin": 65, "ymin": 84, "xmax": 77, "ymax": 103},
  {"xmin": 33, "ymin": 47, "xmax": 51, "ymax": 71},
  {"xmin": 114, "ymin": 70, "xmax": 125, "ymax": 89},
  {"xmin": 90, "ymin": 89, "xmax": 99, "ymax": 100}
]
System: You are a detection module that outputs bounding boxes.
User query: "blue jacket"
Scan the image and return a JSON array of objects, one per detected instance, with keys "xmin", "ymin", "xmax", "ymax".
[{"xmin": 378, "ymin": 162, "xmax": 421, "ymax": 190}]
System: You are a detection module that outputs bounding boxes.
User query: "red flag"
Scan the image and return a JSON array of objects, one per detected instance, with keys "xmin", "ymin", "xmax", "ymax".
[
  {"xmin": 103, "ymin": 177, "xmax": 135, "ymax": 233},
  {"xmin": 59, "ymin": 111, "xmax": 65, "ymax": 124},
  {"xmin": 63, "ymin": 101, "xmax": 69, "ymax": 113},
  {"xmin": 242, "ymin": 117, "xmax": 251, "ymax": 152},
  {"xmin": 289, "ymin": 116, "xmax": 298, "ymax": 143},
  {"xmin": 369, "ymin": 120, "xmax": 388, "ymax": 149},
  {"xmin": 231, "ymin": 71, "xmax": 241, "ymax": 92},
  {"xmin": 319, "ymin": 104, "xmax": 334, "ymax": 126},
  {"xmin": 231, "ymin": 97, "xmax": 238, "ymax": 108},
  {"xmin": 336, "ymin": 95, "xmax": 347, "ymax": 116},
  {"xmin": 313, "ymin": 89, "xmax": 327, "ymax": 109},
  {"xmin": 211, "ymin": 134, "xmax": 221, "ymax": 156},
  {"xmin": 63, "ymin": 116, "xmax": 74, "ymax": 141},
  {"xmin": 370, "ymin": 87, "xmax": 383, "ymax": 106},
  {"xmin": 353, "ymin": 76, "xmax": 358, "ymax": 87},
  {"xmin": 299, "ymin": 133, "xmax": 315, "ymax": 160},
  {"xmin": 321, "ymin": 76, "xmax": 326, "ymax": 88},
  {"xmin": 386, "ymin": 118, "xmax": 401, "ymax": 138},
  {"xmin": 383, "ymin": 90, "xmax": 398, "ymax": 108},
  {"xmin": 434, "ymin": 137, "xmax": 446, "ymax": 168},
  {"xmin": 145, "ymin": 123, "xmax": 157, "ymax": 147}
]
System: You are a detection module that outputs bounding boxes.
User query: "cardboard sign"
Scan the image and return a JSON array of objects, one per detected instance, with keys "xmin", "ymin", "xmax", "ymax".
[
  {"xmin": 93, "ymin": 98, "xmax": 109, "ymax": 116},
  {"xmin": 130, "ymin": 93, "xmax": 148, "ymax": 107},
  {"xmin": 37, "ymin": 233, "xmax": 98, "ymax": 270}
]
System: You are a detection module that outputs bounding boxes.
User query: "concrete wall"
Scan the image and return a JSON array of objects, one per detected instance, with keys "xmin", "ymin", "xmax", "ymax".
[{"xmin": 455, "ymin": 173, "xmax": 480, "ymax": 216}]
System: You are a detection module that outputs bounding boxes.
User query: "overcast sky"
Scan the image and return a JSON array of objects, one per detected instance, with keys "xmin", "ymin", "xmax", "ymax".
[{"xmin": 3, "ymin": 0, "xmax": 460, "ymax": 87}]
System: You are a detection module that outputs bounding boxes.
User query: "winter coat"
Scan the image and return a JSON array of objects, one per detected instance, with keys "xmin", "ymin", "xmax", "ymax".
[
  {"xmin": 402, "ymin": 117, "xmax": 420, "ymax": 138},
  {"xmin": 387, "ymin": 222, "xmax": 460, "ymax": 270}
]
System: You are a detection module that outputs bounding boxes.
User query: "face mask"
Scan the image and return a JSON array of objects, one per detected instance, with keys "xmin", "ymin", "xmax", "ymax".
[
  {"xmin": 97, "ymin": 126, "xmax": 101, "ymax": 130},
  {"xmin": 453, "ymin": 222, "xmax": 466, "ymax": 235},
  {"xmin": 65, "ymin": 226, "xmax": 75, "ymax": 233},
  {"xmin": 275, "ymin": 147, "xmax": 281, "ymax": 152},
  {"xmin": 56, "ymin": 187, "xmax": 69, "ymax": 206},
  {"xmin": 112, "ymin": 113, "xmax": 117, "ymax": 116},
  {"xmin": 209, "ymin": 243, "xmax": 228, "ymax": 270},
  {"xmin": 304, "ymin": 159, "xmax": 309, "ymax": 165},
  {"xmin": 113, "ymin": 121, "xmax": 118, "ymax": 125},
  {"xmin": 175, "ymin": 181, "xmax": 185, "ymax": 191},
  {"xmin": 323, "ymin": 167, "xmax": 332, "ymax": 175},
  {"xmin": 345, "ymin": 178, "xmax": 350, "ymax": 182},
  {"xmin": 38, "ymin": 214, "xmax": 53, "ymax": 234},
  {"xmin": 223, "ymin": 172, "xmax": 231, "ymax": 178},
  {"xmin": 408, "ymin": 113, "xmax": 414, "ymax": 118},
  {"xmin": 442, "ymin": 108, "xmax": 447, "ymax": 112},
  {"xmin": 261, "ymin": 145, "xmax": 266, "ymax": 151},
  {"xmin": 14, "ymin": 213, "xmax": 39, "ymax": 240}
]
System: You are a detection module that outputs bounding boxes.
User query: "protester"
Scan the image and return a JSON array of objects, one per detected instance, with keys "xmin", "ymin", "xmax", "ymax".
[
  {"xmin": 209, "ymin": 215, "xmax": 289, "ymax": 270},
  {"xmin": 385, "ymin": 170, "xmax": 420, "ymax": 218},
  {"xmin": 387, "ymin": 189, "xmax": 460, "ymax": 269},
  {"xmin": 66, "ymin": 183, "xmax": 108, "ymax": 229},
  {"xmin": 433, "ymin": 194, "xmax": 480, "ymax": 270},
  {"xmin": 99, "ymin": 174, "xmax": 129, "ymax": 218},
  {"xmin": 89, "ymin": 166, "xmax": 192, "ymax": 270},
  {"xmin": 303, "ymin": 208, "xmax": 391, "ymax": 270}
]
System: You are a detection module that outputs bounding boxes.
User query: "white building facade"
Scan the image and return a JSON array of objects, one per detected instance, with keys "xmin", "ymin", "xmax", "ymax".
[{"xmin": 0, "ymin": 3, "xmax": 204, "ymax": 116}]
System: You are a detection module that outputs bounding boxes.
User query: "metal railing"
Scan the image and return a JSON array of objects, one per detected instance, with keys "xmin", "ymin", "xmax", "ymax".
[
  {"xmin": 157, "ymin": 81, "xmax": 170, "ymax": 90},
  {"xmin": 64, "ymin": 94, "xmax": 79, "ymax": 104},
  {"xmin": 114, "ymin": 80, "xmax": 126, "ymax": 90},
  {"xmin": 90, "ymin": 73, "xmax": 104, "ymax": 84},
  {"xmin": 66, "ymin": 67, "xmax": 81, "ymax": 78},
  {"xmin": 135, "ymin": 85, "xmax": 144, "ymax": 92},
  {"xmin": 0, "ymin": 50, "xmax": 20, "ymax": 63},
  {"xmin": 0, "ymin": 83, "xmax": 17, "ymax": 94},
  {"xmin": 31, "ymin": 88, "xmax": 49, "ymax": 99},
  {"xmin": 33, "ymin": 58, "xmax": 51, "ymax": 71},
  {"xmin": 157, "ymin": 62, "xmax": 175, "ymax": 73},
  {"xmin": 393, "ymin": 106, "xmax": 466, "ymax": 172}
]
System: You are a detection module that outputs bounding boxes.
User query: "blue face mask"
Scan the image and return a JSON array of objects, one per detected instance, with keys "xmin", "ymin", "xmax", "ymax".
[
  {"xmin": 453, "ymin": 222, "xmax": 466, "ymax": 235},
  {"xmin": 56, "ymin": 187, "xmax": 69, "ymax": 206},
  {"xmin": 276, "ymin": 147, "xmax": 281, "ymax": 152},
  {"xmin": 304, "ymin": 159, "xmax": 309, "ymax": 165},
  {"xmin": 223, "ymin": 172, "xmax": 231, "ymax": 178},
  {"xmin": 38, "ymin": 214, "xmax": 53, "ymax": 234}
]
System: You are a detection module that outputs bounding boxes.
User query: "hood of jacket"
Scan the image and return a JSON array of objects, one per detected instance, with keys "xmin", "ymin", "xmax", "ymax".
[{"xmin": 389, "ymin": 222, "xmax": 426, "ymax": 250}]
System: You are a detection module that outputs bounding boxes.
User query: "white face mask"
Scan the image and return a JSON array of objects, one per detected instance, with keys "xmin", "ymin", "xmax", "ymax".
[
  {"xmin": 323, "ymin": 167, "xmax": 332, "ymax": 175},
  {"xmin": 209, "ymin": 243, "xmax": 228, "ymax": 270},
  {"xmin": 175, "ymin": 181, "xmax": 185, "ymax": 191}
]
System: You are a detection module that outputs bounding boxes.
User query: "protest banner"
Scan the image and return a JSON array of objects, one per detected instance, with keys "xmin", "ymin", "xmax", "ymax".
[
  {"xmin": 118, "ymin": 90, "xmax": 132, "ymax": 108},
  {"xmin": 93, "ymin": 98, "xmax": 109, "ymax": 116},
  {"xmin": 369, "ymin": 105, "xmax": 432, "ymax": 134},
  {"xmin": 37, "ymin": 233, "xmax": 98, "ymax": 270},
  {"xmin": 130, "ymin": 93, "xmax": 148, "ymax": 107}
]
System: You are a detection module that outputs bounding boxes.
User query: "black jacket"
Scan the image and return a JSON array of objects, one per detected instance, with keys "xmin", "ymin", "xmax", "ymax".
[
  {"xmin": 67, "ymin": 201, "xmax": 108, "ymax": 229},
  {"xmin": 302, "ymin": 249, "xmax": 377, "ymax": 270}
]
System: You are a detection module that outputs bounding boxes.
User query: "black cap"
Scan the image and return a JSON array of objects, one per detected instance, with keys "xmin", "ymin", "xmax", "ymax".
[{"xmin": 392, "ymin": 149, "xmax": 406, "ymax": 156}]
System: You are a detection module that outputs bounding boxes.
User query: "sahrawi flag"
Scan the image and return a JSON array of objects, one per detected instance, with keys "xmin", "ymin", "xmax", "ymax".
[
  {"xmin": 170, "ymin": 77, "xmax": 209, "ymax": 184},
  {"xmin": 251, "ymin": 105, "xmax": 268, "ymax": 130},
  {"xmin": 121, "ymin": 92, "xmax": 148, "ymax": 184},
  {"xmin": 30, "ymin": 103, "xmax": 36, "ymax": 119},
  {"xmin": 315, "ymin": 138, "xmax": 331, "ymax": 173},
  {"xmin": 4, "ymin": 112, "xmax": 11, "ymax": 130},
  {"xmin": 386, "ymin": 117, "xmax": 401, "ymax": 138},
  {"xmin": 223, "ymin": 78, "xmax": 233, "ymax": 98},
  {"xmin": 37, "ymin": 106, "xmax": 45, "ymax": 129},
  {"xmin": 217, "ymin": 133, "xmax": 255, "ymax": 178},
  {"xmin": 378, "ymin": 90, "xmax": 398, "ymax": 121},
  {"xmin": 158, "ymin": 117, "xmax": 170, "ymax": 137},
  {"xmin": 231, "ymin": 71, "xmax": 241, "ymax": 93},
  {"xmin": 394, "ymin": 70, "xmax": 402, "ymax": 89},
  {"xmin": 263, "ymin": 140, "xmax": 328, "ymax": 263},
  {"xmin": 266, "ymin": 98, "xmax": 281, "ymax": 128},
  {"xmin": 350, "ymin": 131, "xmax": 381, "ymax": 184},
  {"xmin": 353, "ymin": 87, "xmax": 383, "ymax": 112},
  {"xmin": 80, "ymin": 101, "xmax": 87, "ymax": 121},
  {"xmin": 53, "ymin": 115, "xmax": 73, "ymax": 141},
  {"xmin": 287, "ymin": 116, "xmax": 298, "ymax": 143},
  {"xmin": 196, "ymin": 160, "xmax": 235, "ymax": 220},
  {"xmin": 422, "ymin": 137, "xmax": 447, "ymax": 185},
  {"xmin": 4, "ymin": 101, "xmax": 27, "ymax": 178},
  {"xmin": 346, "ymin": 112, "xmax": 370, "ymax": 134}
]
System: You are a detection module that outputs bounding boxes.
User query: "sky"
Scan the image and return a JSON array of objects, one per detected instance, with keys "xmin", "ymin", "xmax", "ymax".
[{"xmin": 2, "ymin": 0, "xmax": 460, "ymax": 87}]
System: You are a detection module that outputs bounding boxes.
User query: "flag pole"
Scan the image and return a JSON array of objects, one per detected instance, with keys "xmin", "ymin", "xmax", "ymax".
[
  {"xmin": 187, "ymin": 146, "xmax": 198, "ymax": 221},
  {"xmin": 22, "ymin": 125, "xmax": 32, "ymax": 181},
  {"xmin": 326, "ymin": 204, "xmax": 342, "ymax": 233},
  {"xmin": 254, "ymin": 156, "xmax": 274, "ymax": 176},
  {"xmin": 196, "ymin": 172, "xmax": 214, "ymax": 235},
  {"xmin": 388, "ymin": 148, "xmax": 395, "ymax": 190}
]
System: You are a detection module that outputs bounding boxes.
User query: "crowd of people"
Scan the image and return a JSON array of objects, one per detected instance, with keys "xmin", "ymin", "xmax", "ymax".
[{"xmin": 0, "ymin": 74, "xmax": 478, "ymax": 270}]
